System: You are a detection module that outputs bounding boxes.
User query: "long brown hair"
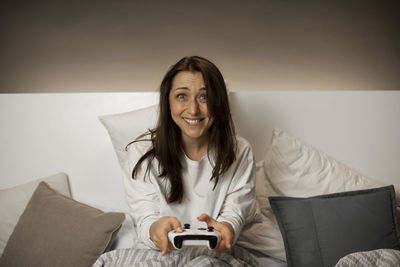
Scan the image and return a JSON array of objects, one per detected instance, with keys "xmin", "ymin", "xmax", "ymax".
[{"xmin": 129, "ymin": 56, "xmax": 237, "ymax": 203}]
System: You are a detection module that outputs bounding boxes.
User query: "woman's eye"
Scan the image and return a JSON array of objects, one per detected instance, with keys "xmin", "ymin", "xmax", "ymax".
[
  {"xmin": 199, "ymin": 94, "xmax": 207, "ymax": 101},
  {"xmin": 177, "ymin": 94, "xmax": 186, "ymax": 100}
]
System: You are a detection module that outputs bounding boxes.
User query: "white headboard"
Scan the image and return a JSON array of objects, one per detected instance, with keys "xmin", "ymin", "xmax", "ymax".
[{"xmin": 1, "ymin": 91, "xmax": 399, "ymax": 211}]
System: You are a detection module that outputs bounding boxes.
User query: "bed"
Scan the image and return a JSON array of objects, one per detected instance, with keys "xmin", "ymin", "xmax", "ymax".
[{"xmin": 0, "ymin": 91, "xmax": 399, "ymax": 266}]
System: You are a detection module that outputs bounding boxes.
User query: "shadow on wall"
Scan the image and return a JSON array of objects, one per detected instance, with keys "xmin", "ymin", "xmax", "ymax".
[{"xmin": 1, "ymin": 0, "xmax": 399, "ymax": 93}]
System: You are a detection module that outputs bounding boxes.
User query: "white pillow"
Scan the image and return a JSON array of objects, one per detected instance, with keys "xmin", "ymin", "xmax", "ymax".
[
  {"xmin": 238, "ymin": 128, "xmax": 397, "ymax": 262},
  {"xmin": 264, "ymin": 128, "xmax": 388, "ymax": 199},
  {"xmin": 98, "ymin": 105, "xmax": 158, "ymax": 168},
  {"xmin": 237, "ymin": 162, "xmax": 285, "ymax": 259},
  {"xmin": 0, "ymin": 172, "xmax": 71, "ymax": 256}
]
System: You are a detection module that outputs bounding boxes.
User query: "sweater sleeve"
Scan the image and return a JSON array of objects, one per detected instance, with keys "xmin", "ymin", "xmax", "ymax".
[
  {"xmin": 123, "ymin": 142, "xmax": 160, "ymax": 250},
  {"xmin": 217, "ymin": 138, "xmax": 256, "ymax": 244}
]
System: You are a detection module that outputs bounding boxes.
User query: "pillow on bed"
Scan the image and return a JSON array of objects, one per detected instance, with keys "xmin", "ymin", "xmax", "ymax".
[
  {"xmin": 263, "ymin": 128, "xmax": 390, "ymax": 202},
  {"xmin": 269, "ymin": 186, "xmax": 400, "ymax": 267},
  {"xmin": 109, "ymin": 212, "xmax": 136, "ymax": 250},
  {"xmin": 0, "ymin": 172, "xmax": 71, "ymax": 256},
  {"xmin": 0, "ymin": 182, "xmax": 125, "ymax": 267},
  {"xmin": 88, "ymin": 203, "xmax": 137, "ymax": 250},
  {"xmin": 397, "ymin": 207, "xmax": 400, "ymax": 240},
  {"xmin": 237, "ymin": 162, "xmax": 287, "ymax": 258},
  {"xmin": 99, "ymin": 105, "xmax": 158, "ymax": 168},
  {"xmin": 237, "ymin": 128, "xmax": 398, "ymax": 262}
]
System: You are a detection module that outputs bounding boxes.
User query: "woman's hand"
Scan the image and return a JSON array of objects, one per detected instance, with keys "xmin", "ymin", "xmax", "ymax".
[
  {"xmin": 149, "ymin": 216, "xmax": 182, "ymax": 256},
  {"xmin": 197, "ymin": 213, "xmax": 235, "ymax": 253}
]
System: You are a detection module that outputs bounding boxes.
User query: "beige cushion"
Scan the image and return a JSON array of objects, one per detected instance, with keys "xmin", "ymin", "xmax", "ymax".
[
  {"xmin": 237, "ymin": 128, "xmax": 397, "ymax": 261},
  {"xmin": 0, "ymin": 172, "xmax": 71, "ymax": 256},
  {"xmin": 0, "ymin": 182, "xmax": 125, "ymax": 267}
]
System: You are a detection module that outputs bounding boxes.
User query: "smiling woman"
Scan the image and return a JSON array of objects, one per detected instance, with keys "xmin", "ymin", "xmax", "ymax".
[
  {"xmin": 123, "ymin": 56, "xmax": 257, "ymax": 258},
  {"xmin": 169, "ymin": 71, "xmax": 213, "ymax": 159}
]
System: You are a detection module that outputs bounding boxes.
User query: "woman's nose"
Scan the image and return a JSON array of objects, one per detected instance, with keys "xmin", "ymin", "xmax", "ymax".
[{"xmin": 187, "ymin": 98, "xmax": 200, "ymax": 115}]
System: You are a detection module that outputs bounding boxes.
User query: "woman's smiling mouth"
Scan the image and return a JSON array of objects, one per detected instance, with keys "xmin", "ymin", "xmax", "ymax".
[{"xmin": 183, "ymin": 118, "xmax": 203, "ymax": 125}]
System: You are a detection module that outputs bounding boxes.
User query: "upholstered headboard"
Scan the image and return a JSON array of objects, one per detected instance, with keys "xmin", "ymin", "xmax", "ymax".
[{"xmin": 0, "ymin": 91, "xmax": 399, "ymax": 211}]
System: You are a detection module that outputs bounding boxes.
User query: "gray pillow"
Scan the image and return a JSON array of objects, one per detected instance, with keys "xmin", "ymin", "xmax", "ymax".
[{"xmin": 269, "ymin": 185, "xmax": 400, "ymax": 267}]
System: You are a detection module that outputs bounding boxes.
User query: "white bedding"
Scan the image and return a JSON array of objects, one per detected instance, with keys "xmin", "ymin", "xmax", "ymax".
[
  {"xmin": 93, "ymin": 246, "xmax": 260, "ymax": 267},
  {"xmin": 335, "ymin": 249, "xmax": 400, "ymax": 267}
]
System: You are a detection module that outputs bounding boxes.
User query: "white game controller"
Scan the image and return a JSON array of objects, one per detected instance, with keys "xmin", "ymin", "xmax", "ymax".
[{"xmin": 168, "ymin": 223, "xmax": 221, "ymax": 250}]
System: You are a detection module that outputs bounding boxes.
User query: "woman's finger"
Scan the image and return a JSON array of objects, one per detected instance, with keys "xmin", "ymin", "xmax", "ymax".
[
  {"xmin": 169, "ymin": 217, "xmax": 182, "ymax": 233},
  {"xmin": 197, "ymin": 213, "xmax": 216, "ymax": 226},
  {"xmin": 214, "ymin": 239, "xmax": 230, "ymax": 253},
  {"xmin": 222, "ymin": 229, "xmax": 233, "ymax": 249},
  {"xmin": 160, "ymin": 233, "xmax": 170, "ymax": 256},
  {"xmin": 218, "ymin": 222, "xmax": 234, "ymax": 248},
  {"xmin": 210, "ymin": 222, "xmax": 234, "ymax": 252}
]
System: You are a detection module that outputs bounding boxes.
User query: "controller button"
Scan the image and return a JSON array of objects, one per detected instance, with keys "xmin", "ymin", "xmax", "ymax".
[
  {"xmin": 207, "ymin": 226, "xmax": 214, "ymax": 232},
  {"xmin": 184, "ymin": 223, "xmax": 190, "ymax": 229},
  {"xmin": 197, "ymin": 227, "xmax": 206, "ymax": 230}
]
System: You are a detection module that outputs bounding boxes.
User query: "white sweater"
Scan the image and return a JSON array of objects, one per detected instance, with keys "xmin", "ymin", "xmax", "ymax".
[{"xmin": 123, "ymin": 136, "xmax": 256, "ymax": 250}]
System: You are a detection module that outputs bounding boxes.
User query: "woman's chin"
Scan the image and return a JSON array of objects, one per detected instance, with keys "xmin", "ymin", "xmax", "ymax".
[{"xmin": 182, "ymin": 131, "xmax": 207, "ymax": 141}]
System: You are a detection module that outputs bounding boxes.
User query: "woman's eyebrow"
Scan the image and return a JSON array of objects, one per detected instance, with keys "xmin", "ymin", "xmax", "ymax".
[
  {"xmin": 173, "ymin": 87, "xmax": 190, "ymax": 91},
  {"xmin": 173, "ymin": 87, "xmax": 206, "ymax": 91}
]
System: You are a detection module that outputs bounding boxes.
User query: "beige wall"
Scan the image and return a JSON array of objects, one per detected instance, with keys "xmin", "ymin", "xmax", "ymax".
[{"xmin": 1, "ymin": 0, "xmax": 399, "ymax": 93}]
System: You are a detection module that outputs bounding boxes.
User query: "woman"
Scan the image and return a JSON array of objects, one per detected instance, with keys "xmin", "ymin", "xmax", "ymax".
[{"xmin": 123, "ymin": 56, "xmax": 255, "ymax": 256}]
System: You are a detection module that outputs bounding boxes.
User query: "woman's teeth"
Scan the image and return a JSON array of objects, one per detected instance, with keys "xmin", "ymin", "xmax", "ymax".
[{"xmin": 184, "ymin": 118, "xmax": 201, "ymax": 125}]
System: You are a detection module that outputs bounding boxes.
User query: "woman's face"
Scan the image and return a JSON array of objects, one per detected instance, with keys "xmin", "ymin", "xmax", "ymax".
[{"xmin": 169, "ymin": 71, "xmax": 213, "ymax": 144}]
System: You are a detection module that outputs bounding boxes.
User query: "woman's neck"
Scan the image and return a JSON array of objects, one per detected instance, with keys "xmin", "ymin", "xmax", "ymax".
[{"xmin": 182, "ymin": 136, "xmax": 209, "ymax": 162}]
